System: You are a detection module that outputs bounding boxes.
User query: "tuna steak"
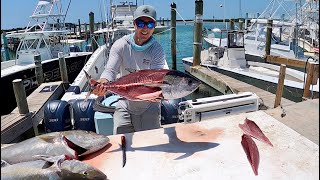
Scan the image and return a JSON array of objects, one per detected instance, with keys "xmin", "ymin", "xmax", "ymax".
[
  {"xmin": 241, "ymin": 134, "xmax": 260, "ymax": 176},
  {"xmin": 1, "ymin": 130, "xmax": 110, "ymax": 164},
  {"xmin": 239, "ymin": 118, "xmax": 273, "ymax": 147},
  {"xmin": 85, "ymin": 69, "xmax": 201, "ymax": 102}
]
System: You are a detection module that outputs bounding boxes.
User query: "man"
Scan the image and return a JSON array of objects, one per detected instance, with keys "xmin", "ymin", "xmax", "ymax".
[{"xmin": 92, "ymin": 5, "xmax": 168, "ymax": 134}]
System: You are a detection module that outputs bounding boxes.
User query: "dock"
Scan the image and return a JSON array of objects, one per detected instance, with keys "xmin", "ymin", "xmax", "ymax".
[
  {"xmin": 265, "ymin": 98, "xmax": 319, "ymax": 145},
  {"xmin": 1, "ymin": 81, "xmax": 65, "ymax": 143},
  {"xmin": 190, "ymin": 66, "xmax": 296, "ymax": 109},
  {"xmin": 83, "ymin": 110, "xmax": 319, "ymax": 179}
]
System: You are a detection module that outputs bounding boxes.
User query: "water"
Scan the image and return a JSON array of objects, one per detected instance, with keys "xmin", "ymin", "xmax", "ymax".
[{"xmin": 153, "ymin": 22, "xmax": 227, "ymax": 98}]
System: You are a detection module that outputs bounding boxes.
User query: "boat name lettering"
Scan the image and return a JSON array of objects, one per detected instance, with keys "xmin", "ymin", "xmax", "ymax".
[
  {"xmin": 49, "ymin": 118, "xmax": 59, "ymax": 122},
  {"xmin": 79, "ymin": 118, "xmax": 90, "ymax": 121}
]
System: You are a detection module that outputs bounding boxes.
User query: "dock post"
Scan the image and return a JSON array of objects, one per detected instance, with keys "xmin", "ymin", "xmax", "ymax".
[
  {"xmin": 230, "ymin": 19, "xmax": 235, "ymax": 30},
  {"xmin": 192, "ymin": 0, "xmax": 203, "ymax": 66},
  {"xmin": 239, "ymin": 18, "xmax": 244, "ymax": 30},
  {"xmin": 303, "ymin": 62, "xmax": 318, "ymax": 99},
  {"xmin": 89, "ymin": 12, "xmax": 98, "ymax": 52},
  {"xmin": 58, "ymin": 52, "xmax": 69, "ymax": 83},
  {"xmin": 265, "ymin": 19, "xmax": 273, "ymax": 58},
  {"xmin": 2, "ymin": 32, "xmax": 11, "ymax": 61},
  {"xmin": 171, "ymin": 2, "xmax": 177, "ymax": 70},
  {"xmin": 34, "ymin": 54, "xmax": 44, "ymax": 85},
  {"xmin": 73, "ymin": 24, "xmax": 76, "ymax": 37},
  {"xmin": 84, "ymin": 23, "xmax": 88, "ymax": 40},
  {"xmin": 244, "ymin": 13, "xmax": 248, "ymax": 28},
  {"xmin": 274, "ymin": 64, "xmax": 286, "ymax": 108},
  {"xmin": 12, "ymin": 79, "xmax": 29, "ymax": 114},
  {"xmin": 78, "ymin": 19, "xmax": 82, "ymax": 38}
]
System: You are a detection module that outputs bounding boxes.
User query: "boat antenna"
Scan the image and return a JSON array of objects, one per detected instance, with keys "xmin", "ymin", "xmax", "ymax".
[{"xmin": 63, "ymin": 0, "xmax": 72, "ymax": 24}]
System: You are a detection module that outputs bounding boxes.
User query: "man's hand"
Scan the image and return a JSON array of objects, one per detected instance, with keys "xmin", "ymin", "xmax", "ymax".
[{"xmin": 92, "ymin": 78, "xmax": 108, "ymax": 96}]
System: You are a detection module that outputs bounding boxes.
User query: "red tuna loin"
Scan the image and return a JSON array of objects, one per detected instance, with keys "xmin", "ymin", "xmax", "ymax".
[
  {"xmin": 241, "ymin": 134, "xmax": 260, "ymax": 176},
  {"xmin": 239, "ymin": 118, "xmax": 273, "ymax": 147}
]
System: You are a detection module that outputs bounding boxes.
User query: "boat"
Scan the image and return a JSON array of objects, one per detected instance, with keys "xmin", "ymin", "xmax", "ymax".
[
  {"xmin": 203, "ymin": 20, "xmax": 302, "ymax": 61},
  {"xmin": 203, "ymin": 0, "xmax": 320, "ymax": 61},
  {"xmin": 94, "ymin": 1, "xmax": 136, "ymax": 42},
  {"xmin": 94, "ymin": 1, "xmax": 170, "ymax": 40},
  {"xmin": 1, "ymin": 0, "xmax": 92, "ymax": 115},
  {"xmin": 183, "ymin": 30, "xmax": 319, "ymax": 102}
]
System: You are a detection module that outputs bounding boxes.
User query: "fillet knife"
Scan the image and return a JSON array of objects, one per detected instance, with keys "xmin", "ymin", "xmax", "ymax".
[{"xmin": 121, "ymin": 135, "xmax": 126, "ymax": 167}]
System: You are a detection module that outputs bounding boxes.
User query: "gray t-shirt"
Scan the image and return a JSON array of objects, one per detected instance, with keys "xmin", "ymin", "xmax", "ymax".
[{"xmin": 100, "ymin": 34, "xmax": 168, "ymax": 115}]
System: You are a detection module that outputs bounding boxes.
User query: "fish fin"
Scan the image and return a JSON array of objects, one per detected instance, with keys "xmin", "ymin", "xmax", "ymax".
[
  {"xmin": 135, "ymin": 91, "xmax": 163, "ymax": 102},
  {"xmin": 125, "ymin": 68, "xmax": 137, "ymax": 73},
  {"xmin": 39, "ymin": 135, "xmax": 57, "ymax": 143},
  {"xmin": 1, "ymin": 160, "xmax": 10, "ymax": 168},
  {"xmin": 144, "ymin": 83, "xmax": 168, "ymax": 87},
  {"xmin": 32, "ymin": 155, "xmax": 66, "ymax": 162}
]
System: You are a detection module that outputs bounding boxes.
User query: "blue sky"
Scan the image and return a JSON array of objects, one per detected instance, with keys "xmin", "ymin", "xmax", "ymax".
[{"xmin": 1, "ymin": 0, "xmax": 272, "ymax": 29}]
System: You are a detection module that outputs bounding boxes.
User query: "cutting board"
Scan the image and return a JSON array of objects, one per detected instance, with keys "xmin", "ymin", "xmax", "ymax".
[{"xmin": 83, "ymin": 110, "xmax": 319, "ymax": 180}]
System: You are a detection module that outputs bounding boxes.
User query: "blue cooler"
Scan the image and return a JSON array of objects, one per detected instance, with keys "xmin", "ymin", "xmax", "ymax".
[
  {"xmin": 44, "ymin": 100, "xmax": 72, "ymax": 132},
  {"xmin": 72, "ymin": 99, "xmax": 96, "ymax": 132}
]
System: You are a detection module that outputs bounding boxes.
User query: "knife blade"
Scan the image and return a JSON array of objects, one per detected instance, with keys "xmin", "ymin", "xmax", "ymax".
[{"xmin": 121, "ymin": 135, "xmax": 126, "ymax": 167}]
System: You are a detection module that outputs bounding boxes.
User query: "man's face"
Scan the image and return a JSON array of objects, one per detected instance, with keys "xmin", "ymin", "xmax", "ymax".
[{"xmin": 133, "ymin": 16, "xmax": 156, "ymax": 45}]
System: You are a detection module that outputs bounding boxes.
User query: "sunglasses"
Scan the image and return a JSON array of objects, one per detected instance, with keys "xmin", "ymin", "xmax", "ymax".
[{"xmin": 135, "ymin": 20, "xmax": 155, "ymax": 29}]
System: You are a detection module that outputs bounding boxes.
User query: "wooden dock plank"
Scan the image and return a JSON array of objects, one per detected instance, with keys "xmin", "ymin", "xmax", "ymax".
[
  {"xmin": 1, "ymin": 81, "xmax": 65, "ymax": 143},
  {"xmin": 264, "ymin": 99, "xmax": 319, "ymax": 145}
]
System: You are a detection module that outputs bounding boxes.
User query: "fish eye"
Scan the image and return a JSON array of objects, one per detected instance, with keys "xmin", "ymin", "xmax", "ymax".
[
  {"xmin": 188, "ymin": 79, "xmax": 193, "ymax": 85},
  {"xmin": 83, "ymin": 171, "xmax": 88, "ymax": 175}
]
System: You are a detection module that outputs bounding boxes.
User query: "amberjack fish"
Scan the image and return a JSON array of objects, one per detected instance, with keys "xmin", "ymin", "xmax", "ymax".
[
  {"xmin": 1, "ymin": 130, "xmax": 110, "ymax": 164},
  {"xmin": 84, "ymin": 69, "xmax": 201, "ymax": 102},
  {"xmin": 1, "ymin": 155, "xmax": 107, "ymax": 180}
]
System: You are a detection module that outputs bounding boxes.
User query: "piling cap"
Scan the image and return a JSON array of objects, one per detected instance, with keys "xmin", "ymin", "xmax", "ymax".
[{"xmin": 134, "ymin": 5, "xmax": 157, "ymax": 22}]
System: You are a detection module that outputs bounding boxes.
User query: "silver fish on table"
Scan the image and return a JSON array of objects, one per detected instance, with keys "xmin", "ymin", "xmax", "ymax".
[
  {"xmin": 1, "ymin": 155, "xmax": 107, "ymax": 180},
  {"xmin": 1, "ymin": 130, "xmax": 110, "ymax": 164},
  {"xmin": 85, "ymin": 69, "xmax": 201, "ymax": 102}
]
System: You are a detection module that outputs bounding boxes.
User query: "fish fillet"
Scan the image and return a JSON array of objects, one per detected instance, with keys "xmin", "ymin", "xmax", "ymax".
[
  {"xmin": 239, "ymin": 118, "xmax": 273, "ymax": 147},
  {"xmin": 241, "ymin": 134, "xmax": 260, "ymax": 176}
]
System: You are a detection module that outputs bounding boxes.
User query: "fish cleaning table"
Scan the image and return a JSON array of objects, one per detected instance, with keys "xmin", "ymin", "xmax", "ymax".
[{"xmin": 83, "ymin": 110, "xmax": 319, "ymax": 180}]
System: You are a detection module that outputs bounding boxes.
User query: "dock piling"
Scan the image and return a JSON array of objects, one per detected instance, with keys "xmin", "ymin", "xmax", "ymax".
[
  {"xmin": 265, "ymin": 19, "xmax": 273, "ymax": 58},
  {"xmin": 12, "ymin": 79, "xmax": 29, "ymax": 114},
  {"xmin": 34, "ymin": 54, "xmax": 44, "ymax": 85},
  {"xmin": 192, "ymin": 0, "xmax": 203, "ymax": 66},
  {"xmin": 89, "ymin": 12, "xmax": 98, "ymax": 52},
  {"xmin": 58, "ymin": 52, "xmax": 69, "ymax": 83},
  {"xmin": 274, "ymin": 64, "xmax": 286, "ymax": 108},
  {"xmin": 171, "ymin": 2, "xmax": 177, "ymax": 70},
  {"xmin": 303, "ymin": 62, "xmax": 318, "ymax": 99}
]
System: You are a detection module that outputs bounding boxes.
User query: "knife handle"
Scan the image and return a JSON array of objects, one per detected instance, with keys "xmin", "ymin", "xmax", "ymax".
[{"xmin": 121, "ymin": 135, "xmax": 126, "ymax": 148}]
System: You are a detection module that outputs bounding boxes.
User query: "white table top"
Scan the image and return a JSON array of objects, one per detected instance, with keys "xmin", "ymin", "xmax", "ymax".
[{"xmin": 83, "ymin": 110, "xmax": 319, "ymax": 180}]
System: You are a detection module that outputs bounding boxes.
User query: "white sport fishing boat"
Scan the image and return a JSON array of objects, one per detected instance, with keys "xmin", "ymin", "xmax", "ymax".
[
  {"xmin": 1, "ymin": 0, "xmax": 92, "ymax": 115},
  {"xmin": 183, "ymin": 30, "xmax": 319, "ymax": 102}
]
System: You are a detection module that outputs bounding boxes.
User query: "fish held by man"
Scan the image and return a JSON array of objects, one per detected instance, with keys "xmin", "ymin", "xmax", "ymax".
[
  {"xmin": 1, "ymin": 130, "xmax": 110, "ymax": 164},
  {"xmin": 84, "ymin": 69, "xmax": 201, "ymax": 102},
  {"xmin": 239, "ymin": 118, "xmax": 273, "ymax": 147},
  {"xmin": 1, "ymin": 155, "xmax": 107, "ymax": 180}
]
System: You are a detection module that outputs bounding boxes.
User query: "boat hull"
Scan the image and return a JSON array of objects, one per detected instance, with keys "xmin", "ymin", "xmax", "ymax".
[{"xmin": 1, "ymin": 54, "xmax": 92, "ymax": 115}]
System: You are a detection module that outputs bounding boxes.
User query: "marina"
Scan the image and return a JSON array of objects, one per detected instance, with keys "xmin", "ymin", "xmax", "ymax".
[{"xmin": 1, "ymin": 0, "xmax": 319, "ymax": 179}]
